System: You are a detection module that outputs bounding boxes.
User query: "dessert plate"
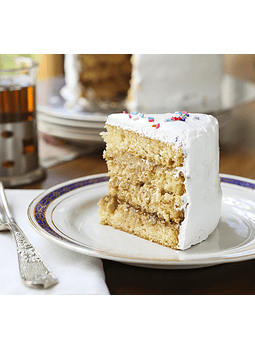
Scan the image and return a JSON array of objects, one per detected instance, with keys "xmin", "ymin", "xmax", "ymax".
[{"xmin": 28, "ymin": 173, "xmax": 255, "ymax": 269}]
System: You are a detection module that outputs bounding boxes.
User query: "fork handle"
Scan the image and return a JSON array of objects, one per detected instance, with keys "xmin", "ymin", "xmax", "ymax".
[{"xmin": 10, "ymin": 222, "xmax": 58, "ymax": 289}]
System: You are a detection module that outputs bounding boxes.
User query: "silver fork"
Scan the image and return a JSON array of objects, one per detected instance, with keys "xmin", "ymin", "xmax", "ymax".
[{"xmin": 0, "ymin": 182, "xmax": 58, "ymax": 289}]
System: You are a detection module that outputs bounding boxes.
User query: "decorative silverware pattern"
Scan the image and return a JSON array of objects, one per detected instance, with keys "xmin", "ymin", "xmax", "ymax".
[{"xmin": 0, "ymin": 182, "xmax": 58, "ymax": 289}]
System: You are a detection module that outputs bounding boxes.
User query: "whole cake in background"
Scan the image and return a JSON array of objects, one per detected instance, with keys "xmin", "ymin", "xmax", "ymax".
[
  {"xmin": 98, "ymin": 111, "xmax": 222, "ymax": 250},
  {"xmin": 60, "ymin": 54, "xmax": 223, "ymax": 114}
]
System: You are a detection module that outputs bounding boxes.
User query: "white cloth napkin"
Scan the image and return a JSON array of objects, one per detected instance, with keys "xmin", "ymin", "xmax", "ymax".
[{"xmin": 0, "ymin": 189, "xmax": 109, "ymax": 295}]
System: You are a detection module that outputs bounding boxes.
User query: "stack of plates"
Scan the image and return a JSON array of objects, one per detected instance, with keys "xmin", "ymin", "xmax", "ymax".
[{"xmin": 37, "ymin": 76, "xmax": 107, "ymax": 144}]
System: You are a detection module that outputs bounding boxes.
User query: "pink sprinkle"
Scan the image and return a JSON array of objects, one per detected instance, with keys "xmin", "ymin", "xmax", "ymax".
[
  {"xmin": 182, "ymin": 111, "xmax": 188, "ymax": 114},
  {"xmin": 129, "ymin": 114, "xmax": 132, "ymax": 119},
  {"xmin": 152, "ymin": 123, "xmax": 160, "ymax": 129},
  {"xmin": 123, "ymin": 111, "xmax": 127, "ymax": 114}
]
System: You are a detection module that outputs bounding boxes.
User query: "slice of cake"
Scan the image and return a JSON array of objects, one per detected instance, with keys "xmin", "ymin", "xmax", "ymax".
[{"xmin": 98, "ymin": 111, "xmax": 222, "ymax": 250}]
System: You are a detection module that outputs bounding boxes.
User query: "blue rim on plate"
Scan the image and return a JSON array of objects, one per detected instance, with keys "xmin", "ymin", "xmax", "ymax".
[
  {"xmin": 27, "ymin": 173, "xmax": 255, "ymax": 268},
  {"xmin": 220, "ymin": 176, "xmax": 255, "ymax": 189},
  {"xmin": 33, "ymin": 175, "xmax": 109, "ymax": 243}
]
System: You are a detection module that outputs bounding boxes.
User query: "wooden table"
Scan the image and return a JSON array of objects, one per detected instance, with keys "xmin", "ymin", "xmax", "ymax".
[{"xmin": 20, "ymin": 135, "xmax": 255, "ymax": 295}]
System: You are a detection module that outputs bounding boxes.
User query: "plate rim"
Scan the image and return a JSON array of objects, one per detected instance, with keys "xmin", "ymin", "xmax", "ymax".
[{"xmin": 27, "ymin": 173, "xmax": 255, "ymax": 268}]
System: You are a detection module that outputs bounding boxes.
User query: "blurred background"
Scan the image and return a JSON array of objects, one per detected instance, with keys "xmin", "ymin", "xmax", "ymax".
[
  {"xmin": 37, "ymin": 54, "xmax": 255, "ymax": 167},
  {"xmin": 23, "ymin": 55, "xmax": 255, "ymax": 83},
  {"xmin": 34, "ymin": 54, "xmax": 255, "ymax": 143},
  {"xmin": 22, "ymin": 54, "xmax": 64, "ymax": 81},
  {"xmin": 1, "ymin": 54, "xmax": 255, "ymax": 185}
]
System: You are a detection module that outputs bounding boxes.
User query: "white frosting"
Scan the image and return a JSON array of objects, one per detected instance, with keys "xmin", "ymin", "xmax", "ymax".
[
  {"xmin": 60, "ymin": 54, "xmax": 89, "ymax": 109},
  {"xmin": 106, "ymin": 112, "xmax": 222, "ymax": 250},
  {"xmin": 128, "ymin": 54, "xmax": 223, "ymax": 114}
]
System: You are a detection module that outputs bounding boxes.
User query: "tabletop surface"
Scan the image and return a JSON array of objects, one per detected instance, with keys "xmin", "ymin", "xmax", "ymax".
[{"xmin": 21, "ymin": 120, "xmax": 255, "ymax": 295}]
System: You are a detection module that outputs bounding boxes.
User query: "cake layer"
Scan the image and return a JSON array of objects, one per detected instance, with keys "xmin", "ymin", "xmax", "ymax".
[
  {"xmin": 108, "ymin": 176, "xmax": 184, "ymax": 223},
  {"xmin": 78, "ymin": 54, "xmax": 132, "ymax": 81},
  {"xmin": 102, "ymin": 125, "xmax": 184, "ymax": 168},
  {"xmin": 105, "ymin": 152, "xmax": 185, "ymax": 195},
  {"xmin": 102, "ymin": 123, "xmax": 186, "ymax": 224},
  {"xmin": 98, "ymin": 195, "xmax": 179, "ymax": 249},
  {"xmin": 77, "ymin": 54, "xmax": 132, "ymax": 102}
]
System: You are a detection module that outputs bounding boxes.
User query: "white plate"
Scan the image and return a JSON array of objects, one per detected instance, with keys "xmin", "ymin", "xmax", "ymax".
[
  {"xmin": 36, "ymin": 76, "xmax": 107, "ymax": 144},
  {"xmin": 28, "ymin": 173, "xmax": 255, "ymax": 269},
  {"xmin": 38, "ymin": 111, "xmax": 106, "ymax": 129},
  {"xmin": 38, "ymin": 118, "xmax": 104, "ymax": 143}
]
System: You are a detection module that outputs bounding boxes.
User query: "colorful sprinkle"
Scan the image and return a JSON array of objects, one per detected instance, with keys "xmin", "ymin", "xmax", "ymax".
[
  {"xmin": 123, "ymin": 111, "xmax": 127, "ymax": 114},
  {"xmin": 169, "ymin": 111, "xmax": 190, "ymax": 122},
  {"xmin": 182, "ymin": 111, "xmax": 190, "ymax": 117},
  {"xmin": 129, "ymin": 114, "xmax": 132, "ymax": 119},
  {"xmin": 171, "ymin": 116, "xmax": 182, "ymax": 121},
  {"xmin": 148, "ymin": 117, "xmax": 155, "ymax": 122},
  {"xmin": 131, "ymin": 111, "xmax": 138, "ymax": 115},
  {"xmin": 152, "ymin": 123, "xmax": 160, "ymax": 129},
  {"xmin": 140, "ymin": 113, "xmax": 145, "ymax": 118}
]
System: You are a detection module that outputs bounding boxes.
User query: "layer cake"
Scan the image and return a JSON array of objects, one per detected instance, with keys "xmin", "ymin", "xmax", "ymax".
[{"xmin": 98, "ymin": 111, "xmax": 222, "ymax": 250}]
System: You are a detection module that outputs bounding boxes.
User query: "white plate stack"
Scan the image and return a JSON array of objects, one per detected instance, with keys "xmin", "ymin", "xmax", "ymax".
[{"xmin": 37, "ymin": 76, "xmax": 107, "ymax": 144}]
